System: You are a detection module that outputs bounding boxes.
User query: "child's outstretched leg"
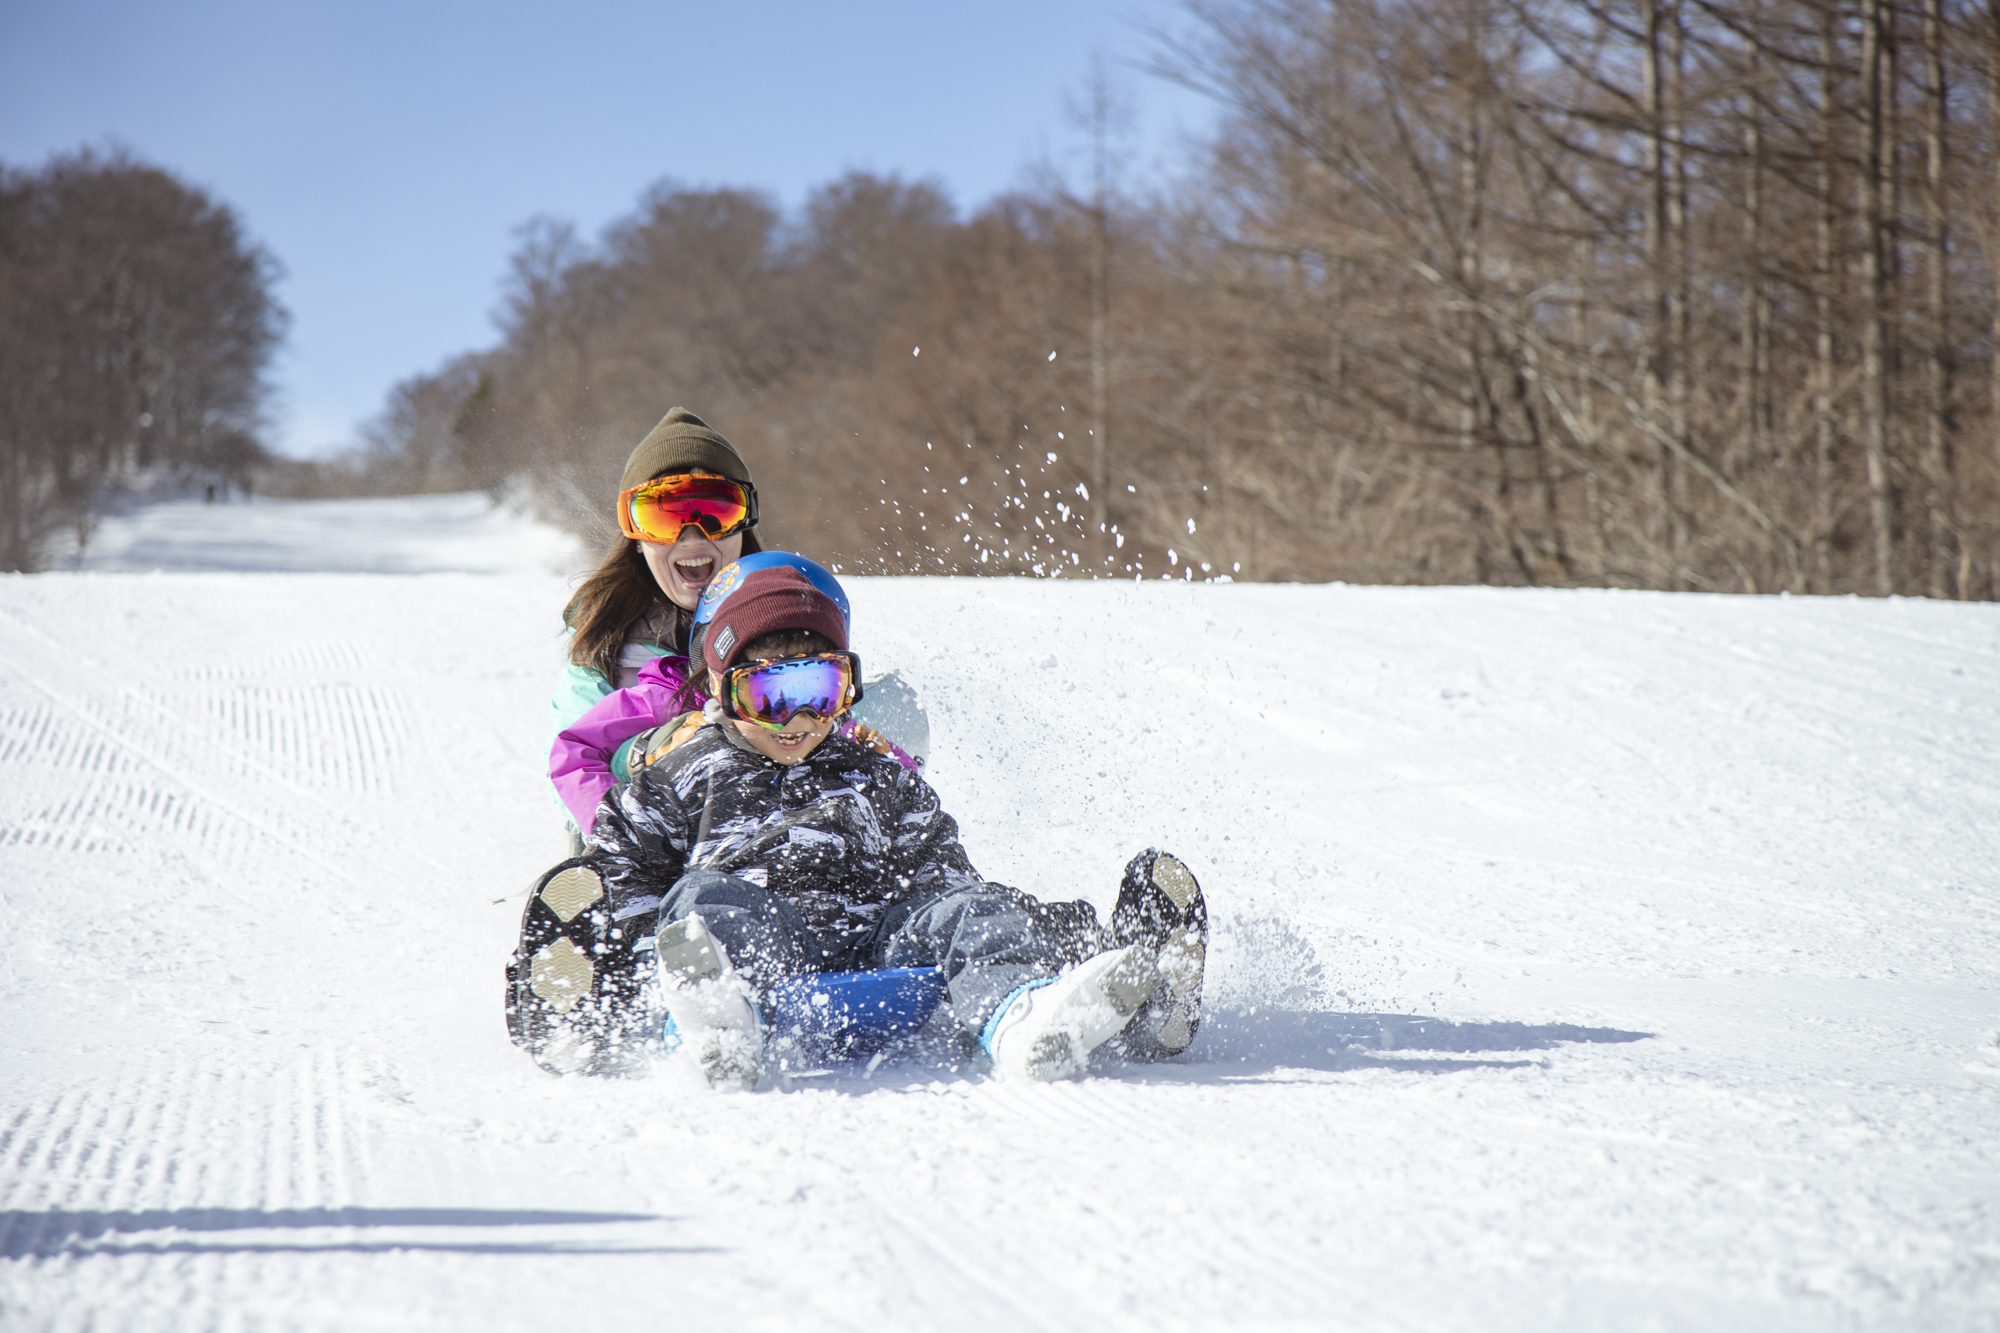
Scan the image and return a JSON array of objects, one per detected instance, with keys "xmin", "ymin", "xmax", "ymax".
[
  {"xmin": 654, "ymin": 913, "xmax": 764, "ymax": 1091},
  {"xmin": 983, "ymin": 849, "xmax": 1209, "ymax": 1077},
  {"xmin": 1106, "ymin": 849, "xmax": 1209, "ymax": 1061},
  {"xmin": 653, "ymin": 870, "xmax": 816, "ymax": 1090},
  {"xmin": 868, "ymin": 883, "xmax": 1168, "ymax": 1081}
]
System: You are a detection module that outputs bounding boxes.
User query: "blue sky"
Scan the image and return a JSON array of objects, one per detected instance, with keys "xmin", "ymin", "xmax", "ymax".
[{"xmin": 1, "ymin": 0, "xmax": 1213, "ymax": 457}]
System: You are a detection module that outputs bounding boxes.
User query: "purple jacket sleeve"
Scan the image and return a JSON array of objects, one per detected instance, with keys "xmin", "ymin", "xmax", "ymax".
[{"xmin": 549, "ymin": 655, "xmax": 701, "ymax": 834}]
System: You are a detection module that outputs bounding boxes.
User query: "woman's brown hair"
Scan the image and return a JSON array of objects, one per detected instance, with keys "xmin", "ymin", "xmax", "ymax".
[{"xmin": 564, "ymin": 527, "xmax": 763, "ymax": 685}]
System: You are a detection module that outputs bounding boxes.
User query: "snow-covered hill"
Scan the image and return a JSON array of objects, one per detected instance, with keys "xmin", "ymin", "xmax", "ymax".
[
  {"xmin": 1, "ymin": 496, "xmax": 1995, "ymax": 1330},
  {"xmin": 54, "ymin": 491, "xmax": 589, "ymax": 575}
]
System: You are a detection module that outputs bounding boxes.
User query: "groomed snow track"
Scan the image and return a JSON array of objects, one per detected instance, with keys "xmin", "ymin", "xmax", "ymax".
[{"xmin": 1, "ymin": 541, "xmax": 1996, "ymax": 1329}]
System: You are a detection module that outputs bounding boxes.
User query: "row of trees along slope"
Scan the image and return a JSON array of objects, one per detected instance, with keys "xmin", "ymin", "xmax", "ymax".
[
  {"xmin": 0, "ymin": 149, "xmax": 284, "ymax": 571},
  {"xmin": 362, "ymin": 0, "xmax": 2000, "ymax": 598}
]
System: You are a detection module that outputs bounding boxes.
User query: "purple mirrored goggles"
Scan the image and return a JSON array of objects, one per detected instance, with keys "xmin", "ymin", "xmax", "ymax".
[{"xmin": 721, "ymin": 652, "xmax": 864, "ymax": 731}]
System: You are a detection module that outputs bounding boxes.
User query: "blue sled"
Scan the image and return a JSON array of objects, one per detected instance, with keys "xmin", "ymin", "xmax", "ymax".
[{"xmin": 661, "ymin": 966, "xmax": 949, "ymax": 1063}]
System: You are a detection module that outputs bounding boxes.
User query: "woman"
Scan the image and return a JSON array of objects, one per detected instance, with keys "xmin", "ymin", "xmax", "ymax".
[{"xmin": 550, "ymin": 408, "xmax": 762, "ymax": 834}]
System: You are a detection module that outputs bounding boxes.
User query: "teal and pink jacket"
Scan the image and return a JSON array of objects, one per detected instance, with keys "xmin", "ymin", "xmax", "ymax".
[{"xmin": 550, "ymin": 655, "xmax": 918, "ymax": 836}]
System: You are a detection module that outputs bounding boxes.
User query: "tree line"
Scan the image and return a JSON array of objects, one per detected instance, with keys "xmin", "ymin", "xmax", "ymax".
[
  {"xmin": 13, "ymin": 0, "xmax": 2000, "ymax": 598},
  {"xmin": 0, "ymin": 149, "xmax": 283, "ymax": 571},
  {"xmin": 347, "ymin": 0, "xmax": 2000, "ymax": 597}
]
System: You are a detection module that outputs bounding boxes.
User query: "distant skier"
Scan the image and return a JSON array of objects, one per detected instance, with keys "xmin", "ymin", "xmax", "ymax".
[{"xmin": 507, "ymin": 558, "xmax": 1207, "ymax": 1086}]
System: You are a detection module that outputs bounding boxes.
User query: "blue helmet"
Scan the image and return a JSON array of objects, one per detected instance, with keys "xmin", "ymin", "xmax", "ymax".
[{"xmin": 695, "ymin": 552, "xmax": 850, "ymax": 629}]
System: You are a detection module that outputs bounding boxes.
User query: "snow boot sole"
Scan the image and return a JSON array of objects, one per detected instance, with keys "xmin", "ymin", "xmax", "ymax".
[
  {"xmin": 1108, "ymin": 849, "xmax": 1208, "ymax": 1060},
  {"xmin": 504, "ymin": 858, "xmax": 648, "ymax": 1075}
]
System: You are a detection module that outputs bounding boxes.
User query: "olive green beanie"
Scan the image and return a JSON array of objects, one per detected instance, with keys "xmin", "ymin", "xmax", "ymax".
[{"xmin": 618, "ymin": 407, "xmax": 753, "ymax": 493}]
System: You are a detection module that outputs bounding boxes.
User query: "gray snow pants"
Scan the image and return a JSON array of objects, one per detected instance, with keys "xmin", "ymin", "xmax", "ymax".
[{"xmin": 657, "ymin": 871, "xmax": 1093, "ymax": 1035}]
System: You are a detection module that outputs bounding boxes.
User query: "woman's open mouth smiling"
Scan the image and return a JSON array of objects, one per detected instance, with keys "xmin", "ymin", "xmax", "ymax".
[{"xmin": 673, "ymin": 555, "xmax": 716, "ymax": 586}]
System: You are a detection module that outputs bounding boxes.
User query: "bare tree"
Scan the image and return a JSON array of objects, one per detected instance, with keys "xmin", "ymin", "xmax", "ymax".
[{"xmin": 0, "ymin": 148, "xmax": 283, "ymax": 570}]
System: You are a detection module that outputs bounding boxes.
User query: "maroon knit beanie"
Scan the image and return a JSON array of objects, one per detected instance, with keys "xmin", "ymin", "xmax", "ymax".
[{"xmin": 702, "ymin": 566, "xmax": 849, "ymax": 674}]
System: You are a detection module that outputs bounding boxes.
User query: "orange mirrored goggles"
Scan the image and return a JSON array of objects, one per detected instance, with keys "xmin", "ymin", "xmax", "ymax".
[{"xmin": 617, "ymin": 474, "xmax": 759, "ymax": 543}]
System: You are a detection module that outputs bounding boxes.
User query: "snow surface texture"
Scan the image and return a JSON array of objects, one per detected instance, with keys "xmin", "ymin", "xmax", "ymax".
[{"xmin": 2, "ymin": 496, "xmax": 1997, "ymax": 1330}]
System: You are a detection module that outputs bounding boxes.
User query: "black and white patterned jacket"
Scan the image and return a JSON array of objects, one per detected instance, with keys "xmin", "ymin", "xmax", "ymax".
[{"xmin": 588, "ymin": 720, "xmax": 985, "ymax": 944}]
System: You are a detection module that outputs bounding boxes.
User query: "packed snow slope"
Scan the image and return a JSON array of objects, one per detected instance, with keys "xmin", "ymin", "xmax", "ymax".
[
  {"xmin": 1, "ymin": 495, "xmax": 1996, "ymax": 1331},
  {"xmin": 54, "ymin": 491, "xmax": 587, "ymax": 576}
]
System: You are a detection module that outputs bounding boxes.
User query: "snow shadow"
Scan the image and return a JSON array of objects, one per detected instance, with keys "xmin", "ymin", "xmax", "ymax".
[
  {"xmin": 1179, "ymin": 1007, "xmax": 1653, "ymax": 1077},
  {"xmin": 787, "ymin": 1009, "xmax": 1653, "ymax": 1089},
  {"xmin": 0, "ymin": 1207, "xmax": 716, "ymax": 1259}
]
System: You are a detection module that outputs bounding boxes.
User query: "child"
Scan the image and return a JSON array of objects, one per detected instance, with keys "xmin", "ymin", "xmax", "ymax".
[
  {"xmin": 506, "ymin": 558, "xmax": 1206, "ymax": 1087},
  {"xmin": 548, "ymin": 552, "xmax": 919, "ymax": 840}
]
